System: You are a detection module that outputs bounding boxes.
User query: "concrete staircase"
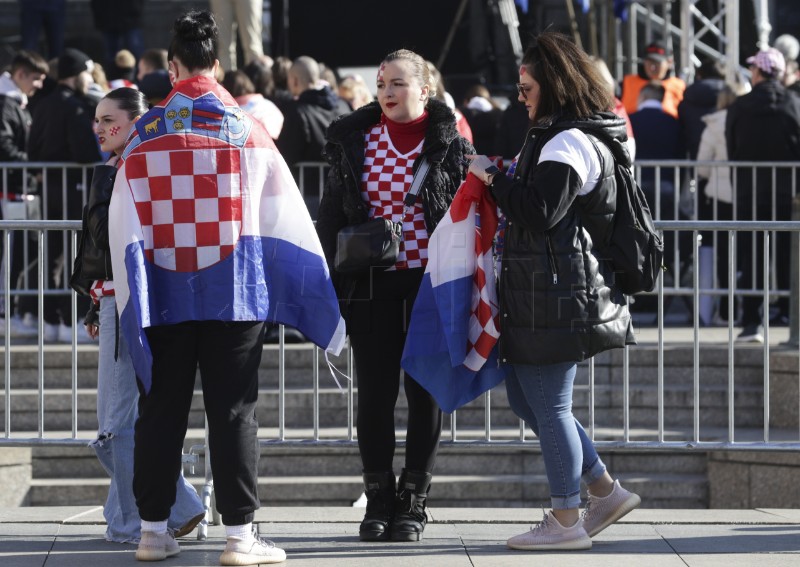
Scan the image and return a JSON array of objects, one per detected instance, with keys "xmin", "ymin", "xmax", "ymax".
[{"xmin": 0, "ymin": 338, "xmax": 795, "ymax": 509}]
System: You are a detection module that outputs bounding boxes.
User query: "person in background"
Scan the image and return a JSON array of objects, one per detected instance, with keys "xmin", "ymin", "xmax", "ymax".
[
  {"xmin": 630, "ymin": 82, "xmax": 686, "ymax": 303},
  {"xmin": 317, "ymin": 49, "xmax": 472, "ymax": 543},
  {"xmin": 209, "ymin": 0, "xmax": 264, "ymax": 71},
  {"xmin": 276, "ymin": 55, "xmax": 350, "ymax": 168},
  {"xmin": 242, "ymin": 58, "xmax": 276, "ymax": 100},
  {"xmin": 695, "ymin": 84, "xmax": 740, "ymax": 326},
  {"xmin": 774, "ymin": 34, "xmax": 800, "ymax": 96},
  {"xmin": 459, "ymin": 84, "xmax": 503, "ymax": 156},
  {"xmin": 137, "ymin": 48, "xmax": 168, "ymax": 83},
  {"xmin": 83, "ymin": 87, "xmax": 205, "ymax": 544},
  {"xmin": 222, "ymin": 69, "xmax": 283, "ymax": 140},
  {"xmin": 621, "ymin": 40, "xmax": 686, "ymax": 118},
  {"xmin": 138, "ymin": 70, "xmax": 172, "ymax": 107},
  {"xmin": 467, "ymin": 30, "xmax": 640, "ymax": 551},
  {"xmin": 28, "ymin": 47, "xmax": 100, "ymax": 343},
  {"xmin": 678, "ymin": 57, "xmax": 726, "ymax": 159},
  {"xmin": 590, "ymin": 56, "xmax": 636, "ymax": 161},
  {"xmin": 90, "ymin": 0, "xmax": 145, "ymax": 65},
  {"xmin": 19, "ymin": 0, "xmax": 65, "ymax": 59},
  {"xmin": 0, "ymin": 50, "xmax": 48, "ymax": 337},
  {"xmin": 108, "ymin": 50, "xmax": 137, "ymax": 90},
  {"xmin": 338, "ymin": 74, "xmax": 373, "ymax": 111},
  {"xmin": 494, "ymin": 97, "xmax": 530, "ymax": 162},
  {"xmin": 726, "ymin": 47, "xmax": 800, "ymax": 342},
  {"xmin": 426, "ymin": 60, "xmax": 473, "ymax": 143},
  {"xmin": 270, "ymin": 56, "xmax": 293, "ymax": 113}
]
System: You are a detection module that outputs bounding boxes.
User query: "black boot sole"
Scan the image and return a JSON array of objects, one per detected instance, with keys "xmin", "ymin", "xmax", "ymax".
[
  {"xmin": 390, "ymin": 529, "xmax": 423, "ymax": 542},
  {"xmin": 359, "ymin": 529, "xmax": 390, "ymax": 541}
]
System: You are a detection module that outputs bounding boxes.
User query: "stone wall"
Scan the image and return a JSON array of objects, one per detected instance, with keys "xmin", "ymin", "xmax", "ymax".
[{"xmin": 0, "ymin": 448, "xmax": 31, "ymax": 506}]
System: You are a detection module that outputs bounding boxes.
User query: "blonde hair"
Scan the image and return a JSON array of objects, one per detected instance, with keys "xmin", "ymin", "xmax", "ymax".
[
  {"xmin": 382, "ymin": 49, "xmax": 437, "ymax": 99},
  {"xmin": 115, "ymin": 49, "xmax": 136, "ymax": 69}
]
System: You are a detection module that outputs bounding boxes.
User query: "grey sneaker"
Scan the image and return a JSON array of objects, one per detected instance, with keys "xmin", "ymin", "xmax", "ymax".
[
  {"xmin": 135, "ymin": 530, "xmax": 180, "ymax": 561},
  {"xmin": 219, "ymin": 527, "xmax": 286, "ymax": 565},
  {"xmin": 507, "ymin": 511, "xmax": 591, "ymax": 551},
  {"xmin": 582, "ymin": 479, "xmax": 641, "ymax": 537}
]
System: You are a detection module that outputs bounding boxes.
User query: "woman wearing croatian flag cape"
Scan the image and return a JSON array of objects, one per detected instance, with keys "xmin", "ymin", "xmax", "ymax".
[
  {"xmin": 317, "ymin": 49, "xmax": 472, "ymax": 542},
  {"xmin": 108, "ymin": 10, "xmax": 344, "ymax": 565},
  {"xmin": 467, "ymin": 32, "xmax": 641, "ymax": 551}
]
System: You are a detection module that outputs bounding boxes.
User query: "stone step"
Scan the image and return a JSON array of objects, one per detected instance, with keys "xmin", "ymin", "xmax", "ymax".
[
  {"xmin": 0, "ymin": 380, "xmax": 768, "ymax": 432},
  {"xmin": 30, "ymin": 441, "xmax": 710, "ymax": 479},
  {"xmin": 25, "ymin": 472, "xmax": 709, "ymax": 508}
]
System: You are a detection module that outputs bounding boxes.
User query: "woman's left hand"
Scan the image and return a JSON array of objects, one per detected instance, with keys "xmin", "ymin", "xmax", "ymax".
[{"xmin": 466, "ymin": 154, "xmax": 497, "ymax": 184}]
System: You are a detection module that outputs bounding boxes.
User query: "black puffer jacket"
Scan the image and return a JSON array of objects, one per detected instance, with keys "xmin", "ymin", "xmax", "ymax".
[
  {"xmin": 489, "ymin": 113, "xmax": 632, "ymax": 365},
  {"xmin": 276, "ymin": 85, "xmax": 351, "ymax": 167},
  {"xmin": 316, "ymin": 99, "xmax": 473, "ymax": 294}
]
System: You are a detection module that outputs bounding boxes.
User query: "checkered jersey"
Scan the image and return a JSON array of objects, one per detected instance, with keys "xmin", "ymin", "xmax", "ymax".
[
  {"xmin": 89, "ymin": 279, "xmax": 115, "ymax": 303},
  {"xmin": 361, "ymin": 123, "xmax": 428, "ymax": 270},
  {"xmin": 122, "ymin": 148, "xmax": 242, "ymax": 272}
]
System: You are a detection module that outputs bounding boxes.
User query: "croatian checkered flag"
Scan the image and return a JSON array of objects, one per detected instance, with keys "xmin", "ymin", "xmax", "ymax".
[
  {"xmin": 401, "ymin": 174, "xmax": 507, "ymax": 413},
  {"xmin": 109, "ymin": 76, "xmax": 345, "ymax": 392}
]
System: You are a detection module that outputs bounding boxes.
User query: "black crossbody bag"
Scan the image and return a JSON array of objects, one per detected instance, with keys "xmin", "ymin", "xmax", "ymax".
[{"xmin": 334, "ymin": 157, "xmax": 432, "ymax": 275}]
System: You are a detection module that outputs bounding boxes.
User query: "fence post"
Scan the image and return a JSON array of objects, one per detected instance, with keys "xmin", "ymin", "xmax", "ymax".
[{"xmin": 788, "ymin": 195, "xmax": 800, "ymax": 346}]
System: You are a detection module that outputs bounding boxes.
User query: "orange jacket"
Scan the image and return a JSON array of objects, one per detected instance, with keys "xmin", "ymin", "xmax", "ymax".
[{"xmin": 621, "ymin": 74, "xmax": 686, "ymax": 118}]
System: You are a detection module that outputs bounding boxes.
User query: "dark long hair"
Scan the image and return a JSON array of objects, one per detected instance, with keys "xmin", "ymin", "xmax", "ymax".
[
  {"xmin": 522, "ymin": 31, "xmax": 611, "ymax": 123},
  {"xmin": 168, "ymin": 10, "xmax": 217, "ymax": 72},
  {"xmin": 103, "ymin": 87, "xmax": 148, "ymax": 120}
]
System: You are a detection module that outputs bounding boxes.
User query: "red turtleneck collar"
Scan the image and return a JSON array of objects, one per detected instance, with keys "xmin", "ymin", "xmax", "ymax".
[{"xmin": 383, "ymin": 110, "xmax": 428, "ymax": 155}]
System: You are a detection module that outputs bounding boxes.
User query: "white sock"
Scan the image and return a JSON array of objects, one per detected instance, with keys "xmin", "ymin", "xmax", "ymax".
[
  {"xmin": 225, "ymin": 523, "xmax": 253, "ymax": 540},
  {"xmin": 141, "ymin": 520, "xmax": 168, "ymax": 535}
]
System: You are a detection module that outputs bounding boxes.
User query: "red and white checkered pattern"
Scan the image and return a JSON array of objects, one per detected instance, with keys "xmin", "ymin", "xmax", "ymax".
[
  {"xmin": 89, "ymin": 279, "xmax": 115, "ymax": 304},
  {"xmin": 123, "ymin": 148, "xmax": 242, "ymax": 271},
  {"xmin": 361, "ymin": 124, "xmax": 428, "ymax": 270}
]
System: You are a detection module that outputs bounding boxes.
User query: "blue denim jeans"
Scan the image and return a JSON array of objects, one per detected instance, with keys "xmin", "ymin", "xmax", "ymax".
[
  {"xmin": 91, "ymin": 296, "xmax": 204, "ymax": 543},
  {"xmin": 505, "ymin": 362, "xmax": 606, "ymax": 510}
]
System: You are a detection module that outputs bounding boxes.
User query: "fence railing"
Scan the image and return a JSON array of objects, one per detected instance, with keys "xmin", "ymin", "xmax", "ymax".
[{"xmin": 0, "ymin": 159, "xmax": 798, "ymax": 453}]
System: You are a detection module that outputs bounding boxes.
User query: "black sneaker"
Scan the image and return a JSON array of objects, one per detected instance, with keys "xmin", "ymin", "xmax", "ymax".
[{"xmin": 736, "ymin": 325, "xmax": 764, "ymax": 344}]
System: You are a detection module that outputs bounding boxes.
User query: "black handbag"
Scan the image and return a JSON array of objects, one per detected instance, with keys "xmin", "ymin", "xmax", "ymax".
[
  {"xmin": 334, "ymin": 157, "xmax": 432, "ymax": 275},
  {"xmin": 69, "ymin": 205, "xmax": 111, "ymax": 297}
]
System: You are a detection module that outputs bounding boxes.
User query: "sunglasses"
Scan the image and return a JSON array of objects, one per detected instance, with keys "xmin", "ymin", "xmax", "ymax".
[{"xmin": 516, "ymin": 82, "xmax": 534, "ymax": 99}]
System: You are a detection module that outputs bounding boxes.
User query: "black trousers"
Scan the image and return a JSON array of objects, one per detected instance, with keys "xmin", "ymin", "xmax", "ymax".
[
  {"xmin": 347, "ymin": 268, "xmax": 443, "ymax": 474},
  {"xmin": 134, "ymin": 320, "xmax": 265, "ymax": 525}
]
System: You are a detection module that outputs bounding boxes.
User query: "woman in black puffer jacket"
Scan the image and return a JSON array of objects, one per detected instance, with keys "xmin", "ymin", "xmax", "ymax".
[
  {"xmin": 468, "ymin": 32, "xmax": 639, "ymax": 551},
  {"xmin": 316, "ymin": 49, "xmax": 472, "ymax": 543}
]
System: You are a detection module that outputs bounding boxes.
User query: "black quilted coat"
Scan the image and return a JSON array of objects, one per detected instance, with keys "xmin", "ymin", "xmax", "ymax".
[
  {"xmin": 316, "ymin": 99, "xmax": 473, "ymax": 298},
  {"xmin": 490, "ymin": 113, "xmax": 634, "ymax": 365}
]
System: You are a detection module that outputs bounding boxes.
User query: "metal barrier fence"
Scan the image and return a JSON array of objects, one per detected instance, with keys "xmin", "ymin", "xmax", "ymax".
[{"xmin": 0, "ymin": 218, "xmax": 797, "ymax": 454}]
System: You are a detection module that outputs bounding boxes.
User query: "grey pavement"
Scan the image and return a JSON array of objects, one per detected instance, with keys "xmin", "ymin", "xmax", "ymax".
[{"xmin": 0, "ymin": 507, "xmax": 798, "ymax": 566}]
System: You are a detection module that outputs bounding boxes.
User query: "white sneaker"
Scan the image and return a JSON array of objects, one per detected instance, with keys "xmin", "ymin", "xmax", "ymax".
[
  {"xmin": 507, "ymin": 511, "xmax": 591, "ymax": 551},
  {"xmin": 220, "ymin": 527, "xmax": 286, "ymax": 565},
  {"xmin": 582, "ymin": 479, "xmax": 641, "ymax": 537},
  {"xmin": 43, "ymin": 322, "xmax": 59, "ymax": 343},
  {"xmin": 0, "ymin": 315, "xmax": 38, "ymax": 337},
  {"xmin": 57, "ymin": 323, "xmax": 93, "ymax": 344},
  {"xmin": 135, "ymin": 530, "xmax": 180, "ymax": 561}
]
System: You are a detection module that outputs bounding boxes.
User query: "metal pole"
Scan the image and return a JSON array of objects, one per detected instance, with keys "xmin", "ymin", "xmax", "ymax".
[{"xmin": 787, "ymin": 195, "xmax": 800, "ymax": 346}]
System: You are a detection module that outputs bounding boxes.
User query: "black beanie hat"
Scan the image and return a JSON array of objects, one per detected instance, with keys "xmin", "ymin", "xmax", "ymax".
[{"xmin": 58, "ymin": 48, "xmax": 93, "ymax": 80}]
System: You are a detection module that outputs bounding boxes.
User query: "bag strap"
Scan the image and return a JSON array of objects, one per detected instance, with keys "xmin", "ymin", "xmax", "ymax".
[{"xmin": 402, "ymin": 156, "xmax": 432, "ymax": 214}]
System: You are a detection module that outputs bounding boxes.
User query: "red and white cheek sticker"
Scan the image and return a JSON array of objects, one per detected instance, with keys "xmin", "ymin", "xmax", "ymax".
[
  {"xmin": 519, "ymin": 65, "xmax": 527, "ymax": 77},
  {"xmin": 377, "ymin": 63, "xmax": 385, "ymax": 82},
  {"xmin": 110, "ymin": 126, "xmax": 120, "ymax": 136}
]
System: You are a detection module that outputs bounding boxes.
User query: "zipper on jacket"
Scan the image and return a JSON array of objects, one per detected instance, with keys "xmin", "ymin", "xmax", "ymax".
[{"xmin": 545, "ymin": 233, "xmax": 559, "ymax": 284}]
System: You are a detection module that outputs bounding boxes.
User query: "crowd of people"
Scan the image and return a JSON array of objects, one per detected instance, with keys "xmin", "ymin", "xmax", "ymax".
[{"xmin": 3, "ymin": 2, "xmax": 800, "ymax": 565}]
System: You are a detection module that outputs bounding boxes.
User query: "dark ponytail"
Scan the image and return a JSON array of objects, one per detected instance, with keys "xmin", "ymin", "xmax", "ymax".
[
  {"xmin": 168, "ymin": 10, "xmax": 218, "ymax": 72},
  {"xmin": 103, "ymin": 87, "xmax": 149, "ymax": 120}
]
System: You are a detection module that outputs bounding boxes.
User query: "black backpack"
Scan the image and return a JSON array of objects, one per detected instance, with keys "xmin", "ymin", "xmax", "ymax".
[{"xmin": 582, "ymin": 130, "xmax": 664, "ymax": 295}]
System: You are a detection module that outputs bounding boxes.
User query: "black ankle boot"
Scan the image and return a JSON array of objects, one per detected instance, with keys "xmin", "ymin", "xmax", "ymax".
[
  {"xmin": 359, "ymin": 471, "xmax": 396, "ymax": 541},
  {"xmin": 390, "ymin": 469, "xmax": 432, "ymax": 541}
]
